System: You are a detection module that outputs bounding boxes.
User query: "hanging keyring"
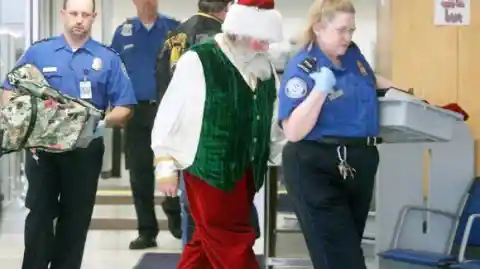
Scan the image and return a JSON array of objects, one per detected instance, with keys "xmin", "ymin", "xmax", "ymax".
[{"xmin": 336, "ymin": 145, "xmax": 356, "ymax": 180}]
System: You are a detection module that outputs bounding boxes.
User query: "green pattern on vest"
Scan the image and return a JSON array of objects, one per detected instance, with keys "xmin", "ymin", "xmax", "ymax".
[{"xmin": 186, "ymin": 40, "xmax": 276, "ymax": 191}]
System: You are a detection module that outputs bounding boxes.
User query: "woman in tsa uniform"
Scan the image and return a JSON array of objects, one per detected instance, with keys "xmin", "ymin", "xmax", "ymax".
[{"xmin": 278, "ymin": 0, "xmax": 395, "ymax": 268}]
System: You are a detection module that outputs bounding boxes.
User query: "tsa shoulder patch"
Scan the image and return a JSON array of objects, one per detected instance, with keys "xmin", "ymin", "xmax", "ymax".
[
  {"xmin": 297, "ymin": 57, "xmax": 316, "ymax": 74},
  {"xmin": 285, "ymin": 77, "xmax": 307, "ymax": 99},
  {"xmin": 121, "ymin": 18, "xmax": 134, "ymax": 36}
]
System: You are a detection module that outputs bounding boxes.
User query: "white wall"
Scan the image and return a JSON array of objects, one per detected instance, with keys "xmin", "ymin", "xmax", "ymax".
[
  {"xmin": 0, "ymin": 0, "xmax": 27, "ymax": 37},
  {"xmin": 47, "ymin": 0, "xmax": 377, "ymax": 67}
]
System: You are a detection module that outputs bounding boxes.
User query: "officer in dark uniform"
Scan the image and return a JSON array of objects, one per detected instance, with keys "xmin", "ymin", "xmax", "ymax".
[
  {"xmin": 278, "ymin": 1, "xmax": 394, "ymax": 268},
  {"xmin": 1, "ymin": 0, "xmax": 136, "ymax": 268},
  {"xmin": 155, "ymin": 0, "xmax": 262, "ymax": 247},
  {"xmin": 110, "ymin": 0, "xmax": 180, "ymax": 249},
  {"xmin": 156, "ymin": 0, "xmax": 232, "ymax": 99}
]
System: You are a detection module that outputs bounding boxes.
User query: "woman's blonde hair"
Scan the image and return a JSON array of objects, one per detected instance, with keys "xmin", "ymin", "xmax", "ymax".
[{"xmin": 297, "ymin": 0, "xmax": 356, "ymax": 48}]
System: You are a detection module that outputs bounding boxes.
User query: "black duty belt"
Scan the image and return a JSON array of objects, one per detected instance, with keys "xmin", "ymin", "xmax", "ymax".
[
  {"xmin": 137, "ymin": 100, "xmax": 157, "ymax": 105},
  {"xmin": 316, "ymin": 136, "xmax": 382, "ymax": 146}
]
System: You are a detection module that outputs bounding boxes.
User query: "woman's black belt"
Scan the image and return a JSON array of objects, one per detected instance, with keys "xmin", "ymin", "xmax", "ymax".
[{"xmin": 316, "ymin": 136, "xmax": 382, "ymax": 146}]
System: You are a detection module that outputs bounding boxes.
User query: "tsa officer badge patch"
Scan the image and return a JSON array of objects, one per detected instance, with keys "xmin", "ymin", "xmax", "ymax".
[
  {"xmin": 285, "ymin": 77, "xmax": 307, "ymax": 99},
  {"xmin": 92, "ymin": 57, "xmax": 103, "ymax": 71}
]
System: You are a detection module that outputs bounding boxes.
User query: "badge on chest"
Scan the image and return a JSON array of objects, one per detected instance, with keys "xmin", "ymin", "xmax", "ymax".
[
  {"xmin": 328, "ymin": 89, "xmax": 344, "ymax": 101},
  {"xmin": 92, "ymin": 58, "xmax": 103, "ymax": 71},
  {"xmin": 79, "ymin": 81, "xmax": 92, "ymax": 99}
]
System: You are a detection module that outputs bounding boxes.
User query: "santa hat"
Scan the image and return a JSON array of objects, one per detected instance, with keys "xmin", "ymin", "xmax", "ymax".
[{"xmin": 222, "ymin": 0, "xmax": 283, "ymax": 42}]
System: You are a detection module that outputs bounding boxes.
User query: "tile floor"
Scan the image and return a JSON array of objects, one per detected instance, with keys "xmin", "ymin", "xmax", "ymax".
[
  {"xmin": 0, "ymin": 201, "xmax": 267, "ymax": 269},
  {"xmin": 0, "ymin": 170, "xmax": 378, "ymax": 269},
  {"xmin": 0, "ymin": 203, "xmax": 380, "ymax": 269}
]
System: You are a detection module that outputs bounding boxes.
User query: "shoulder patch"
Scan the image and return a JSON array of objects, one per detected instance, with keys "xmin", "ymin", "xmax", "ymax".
[
  {"xmin": 285, "ymin": 77, "xmax": 308, "ymax": 99},
  {"xmin": 297, "ymin": 57, "xmax": 316, "ymax": 74},
  {"xmin": 121, "ymin": 20, "xmax": 134, "ymax": 36},
  {"xmin": 166, "ymin": 33, "xmax": 188, "ymax": 68}
]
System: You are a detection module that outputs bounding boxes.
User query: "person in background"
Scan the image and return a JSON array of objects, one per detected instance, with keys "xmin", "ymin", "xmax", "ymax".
[
  {"xmin": 1, "ymin": 0, "xmax": 136, "ymax": 268},
  {"xmin": 156, "ymin": 0, "xmax": 263, "ymax": 248},
  {"xmin": 151, "ymin": 0, "xmax": 284, "ymax": 267},
  {"xmin": 110, "ymin": 0, "xmax": 180, "ymax": 249},
  {"xmin": 278, "ymin": 0, "xmax": 395, "ymax": 268}
]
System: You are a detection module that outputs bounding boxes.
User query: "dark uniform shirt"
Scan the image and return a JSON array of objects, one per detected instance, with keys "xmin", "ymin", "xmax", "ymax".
[
  {"xmin": 111, "ymin": 14, "xmax": 180, "ymax": 102},
  {"xmin": 155, "ymin": 13, "xmax": 223, "ymax": 100}
]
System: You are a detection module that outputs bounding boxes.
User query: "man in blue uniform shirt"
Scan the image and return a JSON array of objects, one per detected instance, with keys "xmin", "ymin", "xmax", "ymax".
[
  {"xmin": 110, "ymin": 0, "xmax": 181, "ymax": 249},
  {"xmin": 1, "ymin": 0, "xmax": 136, "ymax": 268}
]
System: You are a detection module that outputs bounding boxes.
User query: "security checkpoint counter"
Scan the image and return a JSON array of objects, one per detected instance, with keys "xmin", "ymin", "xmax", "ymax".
[{"xmin": 260, "ymin": 90, "xmax": 475, "ymax": 268}]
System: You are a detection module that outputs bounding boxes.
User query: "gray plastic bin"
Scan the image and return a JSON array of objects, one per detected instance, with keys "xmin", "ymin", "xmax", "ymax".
[{"xmin": 379, "ymin": 98, "xmax": 463, "ymax": 143}]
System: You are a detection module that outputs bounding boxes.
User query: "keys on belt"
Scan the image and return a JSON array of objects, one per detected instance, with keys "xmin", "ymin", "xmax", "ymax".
[{"xmin": 316, "ymin": 136, "xmax": 382, "ymax": 146}]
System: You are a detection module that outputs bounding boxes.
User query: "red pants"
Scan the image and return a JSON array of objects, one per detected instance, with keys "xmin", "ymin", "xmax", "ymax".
[{"xmin": 177, "ymin": 170, "xmax": 259, "ymax": 269}]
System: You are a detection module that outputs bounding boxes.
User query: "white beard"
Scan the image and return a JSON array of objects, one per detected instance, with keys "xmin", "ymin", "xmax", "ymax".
[
  {"xmin": 228, "ymin": 42, "xmax": 273, "ymax": 81},
  {"xmin": 244, "ymin": 54, "xmax": 272, "ymax": 81}
]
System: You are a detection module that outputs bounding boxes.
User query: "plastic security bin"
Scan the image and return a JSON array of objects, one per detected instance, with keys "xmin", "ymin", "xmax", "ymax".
[{"xmin": 379, "ymin": 98, "xmax": 463, "ymax": 143}]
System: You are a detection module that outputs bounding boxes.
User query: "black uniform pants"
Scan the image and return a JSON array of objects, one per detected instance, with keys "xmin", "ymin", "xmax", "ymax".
[
  {"xmin": 282, "ymin": 141, "xmax": 379, "ymax": 269},
  {"xmin": 22, "ymin": 138, "xmax": 104, "ymax": 269},
  {"xmin": 124, "ymin": 102, "xmax": 180, "ymax": 238}
]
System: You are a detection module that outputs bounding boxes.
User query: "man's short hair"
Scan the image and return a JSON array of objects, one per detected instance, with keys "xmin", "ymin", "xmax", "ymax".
[
  {"xmin": 198, "ymin": 0, "xmax": 231, "ymax": 14},
  {"xmin": 63, "ymin": 0, "xmax": 96, "ymax": 12}
]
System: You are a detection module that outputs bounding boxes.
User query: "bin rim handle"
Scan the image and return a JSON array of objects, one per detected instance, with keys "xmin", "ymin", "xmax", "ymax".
[{"xmin": 379, "ymin": 97, "xmax": 464, "ymax": 121}]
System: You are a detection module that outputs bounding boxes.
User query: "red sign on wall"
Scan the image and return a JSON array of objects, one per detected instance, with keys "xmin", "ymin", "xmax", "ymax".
[{"xmin": 435, "ymin": 0, "xmax": 470, "ymax": 25}]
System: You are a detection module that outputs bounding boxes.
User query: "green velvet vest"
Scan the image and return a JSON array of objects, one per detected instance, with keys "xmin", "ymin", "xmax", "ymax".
[{"xmin": 186, "ymin": 40, "xmax": 276, "ymax": 191}]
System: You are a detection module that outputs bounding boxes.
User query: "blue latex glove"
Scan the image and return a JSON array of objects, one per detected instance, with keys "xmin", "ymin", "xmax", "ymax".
[
  {"xmin": 92, "ymin": 120, "xmax": 106, "ymax": 138},
  {"xmin": 309, "ymin": 67, "xmax": 336, "ymax": 94}
]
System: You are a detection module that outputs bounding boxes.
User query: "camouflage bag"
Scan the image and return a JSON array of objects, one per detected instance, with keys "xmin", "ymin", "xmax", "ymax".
[{"xmin": 0, "ymin": 63, "xmax": 104, "ymax": 155}]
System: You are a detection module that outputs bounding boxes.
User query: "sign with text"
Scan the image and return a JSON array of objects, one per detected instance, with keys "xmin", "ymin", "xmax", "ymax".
[{"xmin": 434, "ymin": 0, "xmax": 470, "ymax": 26}]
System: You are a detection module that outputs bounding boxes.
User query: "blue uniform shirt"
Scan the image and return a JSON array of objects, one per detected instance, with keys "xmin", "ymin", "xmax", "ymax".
[
  {"xmin": 278, "ymin": 43, "xmax": 379, "ymax": 140},
  {"xmin": 2, "ymin": 35, "xmax": 137, "ymax": 111},
  {"xmin": 111, "ymin": 14, "xmax": 180, "ymax": 101}
]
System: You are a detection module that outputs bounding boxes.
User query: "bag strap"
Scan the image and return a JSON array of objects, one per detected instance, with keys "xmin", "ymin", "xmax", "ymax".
[{"xmin": 19, "ymin": 95, "xmax": 39, "ymax": 149}]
